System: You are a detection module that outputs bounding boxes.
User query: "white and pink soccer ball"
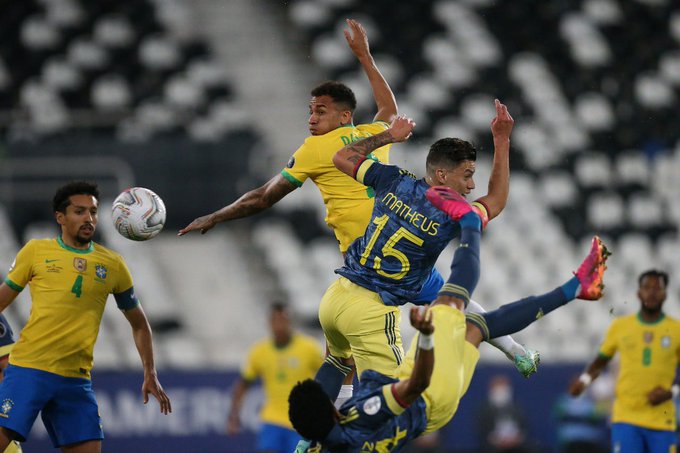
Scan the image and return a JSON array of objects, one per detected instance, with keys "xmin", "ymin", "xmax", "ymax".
[{"xmin": 111, "ymin": 187, "xmax": 166, "ymax": 241}]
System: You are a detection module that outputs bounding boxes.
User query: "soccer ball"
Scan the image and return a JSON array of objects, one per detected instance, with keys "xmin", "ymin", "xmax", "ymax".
[{"xmin": 111, "ymin": 187, "xmax": 166, "ymax": 241}]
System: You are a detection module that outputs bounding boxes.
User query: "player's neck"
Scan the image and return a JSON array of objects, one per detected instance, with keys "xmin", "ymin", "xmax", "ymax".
[
  {"xmin": 273, "ymin": 334, "xmax": 292, "ymax": 348},
  {"xmin": 638, "ymin": 309, "xmax": 664, "ymax": 323},
  {"xmin": 58, "ymin": 235, "xmax": 92, "ymax": 251}
]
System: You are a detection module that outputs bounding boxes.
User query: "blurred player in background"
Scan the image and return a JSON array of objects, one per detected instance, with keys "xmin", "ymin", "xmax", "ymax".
[
  {"xmin": 288, "ymin": 188, "xmax": 610, "ymax": 451},
  {"xmin": 0, "ymin": 181, "xmax": 171, "ymax": 453},
  {"xmin": 227, "ymin": 302, "xmax": 323, "ymax": 453},
  {"xmin": 178, "ymin": 19, "xmax": 397, "ymax": 251},
  {"xmin": 569, "ymin": 269, "xmax": 680, "ymax": 453}
]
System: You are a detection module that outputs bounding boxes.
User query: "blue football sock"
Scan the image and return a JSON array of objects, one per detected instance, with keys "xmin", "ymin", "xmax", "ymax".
[
  {"xmin": 314, "ymin": 356, "xmax": 352, "ymax": 400},
  {"xmin": 467, "ymin": 279, "xmax": 579, "ymax": 340},
  {"xmin": 437, "ymin": 224, "xmax": 481, "ymax": 307}
]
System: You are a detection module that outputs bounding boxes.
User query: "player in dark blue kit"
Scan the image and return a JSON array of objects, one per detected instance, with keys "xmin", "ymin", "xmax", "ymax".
[
  {"xmin": 289, "ymin": 184, "xmax": 610, "ymax": 452},
  {"xmin": 314, "ymin": 111, "xmax": 519, "ymax": 388}
]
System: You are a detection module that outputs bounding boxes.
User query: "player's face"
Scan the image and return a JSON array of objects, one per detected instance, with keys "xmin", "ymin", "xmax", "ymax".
[
  {"xmin": 56, "ymin": 194, "xmax": 98, "ymax": 246},
  {"xmin": 270, "ymin": 309, "xmax": 292, "ymax": 342},
  {"xmin": 438, "ymin": 160, "xmax": 476, "ymax": 196},
  {"xmin": 308, "ymin": 95, "xmax": 352, "ymax": 136},
  {"xmin": 638, "ymin": 275, "xmax": 666, "ymax": 313}
]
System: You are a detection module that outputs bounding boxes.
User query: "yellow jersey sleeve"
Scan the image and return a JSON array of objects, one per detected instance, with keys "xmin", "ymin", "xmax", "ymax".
[
  {"xmin": 598, "ymin": 320, "xmax": 619, "ymax": 358},
  {"xmin": 4, "ymin": 240, "xmax": 36, "ymax": 292},
  {"xmin": 281, "ymin": 142, "xmax": 319, "ymax": 188},
  {"xmin": 241, "ymin": 343, "xmax": 261, "ymax": 382},
  {"xmin": 112, "ymin": 255, "xmax": 134, "ymax": 294}
]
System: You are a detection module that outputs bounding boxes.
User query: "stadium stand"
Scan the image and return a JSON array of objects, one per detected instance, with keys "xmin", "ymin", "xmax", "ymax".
[
  {"xmin": 1, "ymin": 0, "xmax": 680, "ymax": 370},
  {"xmin": 253, "ymin": 0, "xmax": 680, "ymax": 360}
]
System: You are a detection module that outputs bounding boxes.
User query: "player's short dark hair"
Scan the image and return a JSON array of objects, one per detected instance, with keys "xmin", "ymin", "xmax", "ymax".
[
  {"xmin": 271, "ymin": 301, "xmax": 289, "ymax": 314},
  {"xmin": 638, "ymin": 269, "xmax": 669, "ymax": 288},
  {"xmin": 289, "ymin": 379, "xmax": 336, "ymax": 441},
  {"xmin": 426, "ymin": 138, "xmax": 477, "ymax": 173},
  {"xmin": 53, "ymin": 181, "xmax": 99, "ymax": 213},
  {"xmin": 311, "ymin": 81, "xmax": 357, "ymax": 112}
]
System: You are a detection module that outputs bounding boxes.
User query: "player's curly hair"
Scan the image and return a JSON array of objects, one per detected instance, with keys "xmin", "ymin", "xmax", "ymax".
[
  {"xmin": 426, "ymin": 138, "xmax": 477, "ymax": 174},
  {"xmin": 311, "ymin": 81, "xmax": 357, "ymax": 112},
  {"xmin": 53, "ymin": 181, "xmax": 99, "ymax": 213},
  {"xmin": 288, "ymin": 379, "xmax": 336, "ymax": 442},
  {"xmin": 638, "ymin": 269, "xmax": 669, "ymax": 287}
]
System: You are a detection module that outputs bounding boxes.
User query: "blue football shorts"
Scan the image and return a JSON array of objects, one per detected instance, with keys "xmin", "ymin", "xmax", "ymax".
[
  {"xmin": 0, "ymin": 365, "xmax": 103, "ymax": 447},
  {"xmin": 611, "ymin": 422, "xmax": 676, "ymax": 453},
  {"xmin": 257, "ymin": 423, "xmax": 301, "ymax": 453}
]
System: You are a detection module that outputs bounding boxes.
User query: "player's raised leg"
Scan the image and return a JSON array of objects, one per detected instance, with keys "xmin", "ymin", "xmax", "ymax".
[
  {"xmin": 426, "ymin": 185, "xmax": 541, "ymax": 377},
  {"xmin": 465, "ymin": 236, "xmax": 610, "ymax": 344}
]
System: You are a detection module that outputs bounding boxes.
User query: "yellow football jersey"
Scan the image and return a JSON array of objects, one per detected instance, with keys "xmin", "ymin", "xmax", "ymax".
[
  {"xmin": 599, "ymin": 312, "xmax": 680, "ymax": 431},
  {"xmin": 5, "ymin": 237, "xmax": 134, "ymax": 379},
  {"xmin": 281, "ymin": 122, "xmax": 391, "ymax": 252},
  {"xmin": 242, "ymin": 333, "xmax": 323, "ymax": 428}
]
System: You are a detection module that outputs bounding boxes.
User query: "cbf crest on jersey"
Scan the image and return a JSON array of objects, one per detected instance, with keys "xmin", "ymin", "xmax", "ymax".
[
  {"xmin": 0, "ymin": 399, "xmax": 13, "ymax": 418},
  {"xmin": 661, "ymin": 335, "xmax": 671, "ymax": 348},
  {"xmin": 73, "ymin": 258, "xmax": 87, "ymax": 273},
  {"xmin": 95, "ymin": 264, "xmax": 107, "ymax": 281}
]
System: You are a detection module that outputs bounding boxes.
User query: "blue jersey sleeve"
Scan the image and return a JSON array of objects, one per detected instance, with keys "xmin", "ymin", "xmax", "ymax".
[
  {"xmin": 113, "ymin": 286, "xmax": 141, "ymax": 311},
  {"xmin": 354, "ymin": 159, "xmax": 401, "ymax": 192},
  {"xmin": 410, "ymin": 268, "xmax": 445, "ymax": 305}
]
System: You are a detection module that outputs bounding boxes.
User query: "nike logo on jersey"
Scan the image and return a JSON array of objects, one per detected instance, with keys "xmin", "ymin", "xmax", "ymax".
[{"xmin": 45, "ymin": 259, "xmax": 59, "ymax": 263}]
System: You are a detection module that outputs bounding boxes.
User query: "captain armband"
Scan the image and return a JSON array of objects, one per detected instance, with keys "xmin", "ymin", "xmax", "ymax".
[
  {"xmin": 471, "ymin": 200, "xmax": 489, "ymax": 230},
  {"xmin": 113, "ymin": 287, "xmax": 140, "ymax": 310}
]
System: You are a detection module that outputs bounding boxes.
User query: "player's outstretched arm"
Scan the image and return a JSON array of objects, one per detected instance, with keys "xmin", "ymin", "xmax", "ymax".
[
  {"xmin": 227, "ymin": 378, "xmax": 252, "ymax": 435},
  {"xmin": 344, "ymin": 19, "xmax": 397, "ymax": 124},
  {"xmin": 0, "ymin": 283, "xmax": 19, "ymax": 313},
  {"xmin": 568, "ymin": 355, "xmax": 610, "ymax": 397},
  {"xmin": 391, "ymin": 307, "xmax": 435, "ymax": 407},
  {"xmin": 332, "ymin": 115, "xmax": 415, "ymax": 177},
  {"xmin": 474, "ymin": 99, "xmax": 513, "ymax": 221},
  {"xmin": 178, "ymin": 174, "xmax": 297, "ymax": 236},
  {"xmin": 123, "ymin": 305, "xmax": 172, "ymax": 414}
]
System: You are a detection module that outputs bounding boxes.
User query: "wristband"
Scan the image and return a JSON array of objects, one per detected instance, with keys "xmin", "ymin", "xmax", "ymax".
[
  {"xmin": 418, "ymin": 333, "xmax": 434, "ymax": 350},
  {"xmin": 672, "ymin": 385, "xmax": 679, "ymax": 399},
  {"xmin": 578, "ymin": 373, "xmax": 592, "ymax": 386}
]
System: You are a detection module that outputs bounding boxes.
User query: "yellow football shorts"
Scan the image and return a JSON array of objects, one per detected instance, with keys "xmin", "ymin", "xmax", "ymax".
[
  {"xmin": 398, "ymin": 304, "xmax": 480, "ymax": 433},
  {"xmin": 318, "ymin": 277, "xmax": 404, "ymax": 378}
]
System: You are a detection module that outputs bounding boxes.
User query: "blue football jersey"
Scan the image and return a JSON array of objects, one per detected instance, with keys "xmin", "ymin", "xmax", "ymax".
[
  {"xmin": 319, "ymin": 370, "xmax": 428, "ymax": 452},
  {"xmin": 337, "ymin": 160, "xmax": 461, "ymax": 306}
]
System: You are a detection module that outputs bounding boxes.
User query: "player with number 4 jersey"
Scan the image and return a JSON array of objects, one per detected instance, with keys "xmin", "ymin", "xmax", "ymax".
[{"xmin": 0, "ymin": 181, "xmax": 171, "ymax": 452}]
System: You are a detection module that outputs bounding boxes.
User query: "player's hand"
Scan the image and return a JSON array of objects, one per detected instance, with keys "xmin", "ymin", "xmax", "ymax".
[
  {"xmin": 647, "ymin": 386, "xmax": 672, "ymax": 406},
  {"xmin": 490, "ymin": 99, "xmax": 514, "ymax": 141},
  {"xmin": 142, "ymin": 372, "xmax": 172, "ymax": 414},
  {"xmin": 388, "ymin": 115, "xmax": 415, "ymax": 142},
  {"xmin": 178, "ymin": 213, "xmax": 217, "ymax": 236},
  {"xmin": 344, "ymin": 19, "xmax": 370, "ymax": 60},
  {"xmin": 568, "ymin": 377, "xmax": 586, "ymax": 397},
  {"xmin": 410, "ymin": 306, "xmax": 434, "ymax": 335},
  {"xmin": 227, "ymin": 413, "xmax": 241, "ymax": 435}
]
